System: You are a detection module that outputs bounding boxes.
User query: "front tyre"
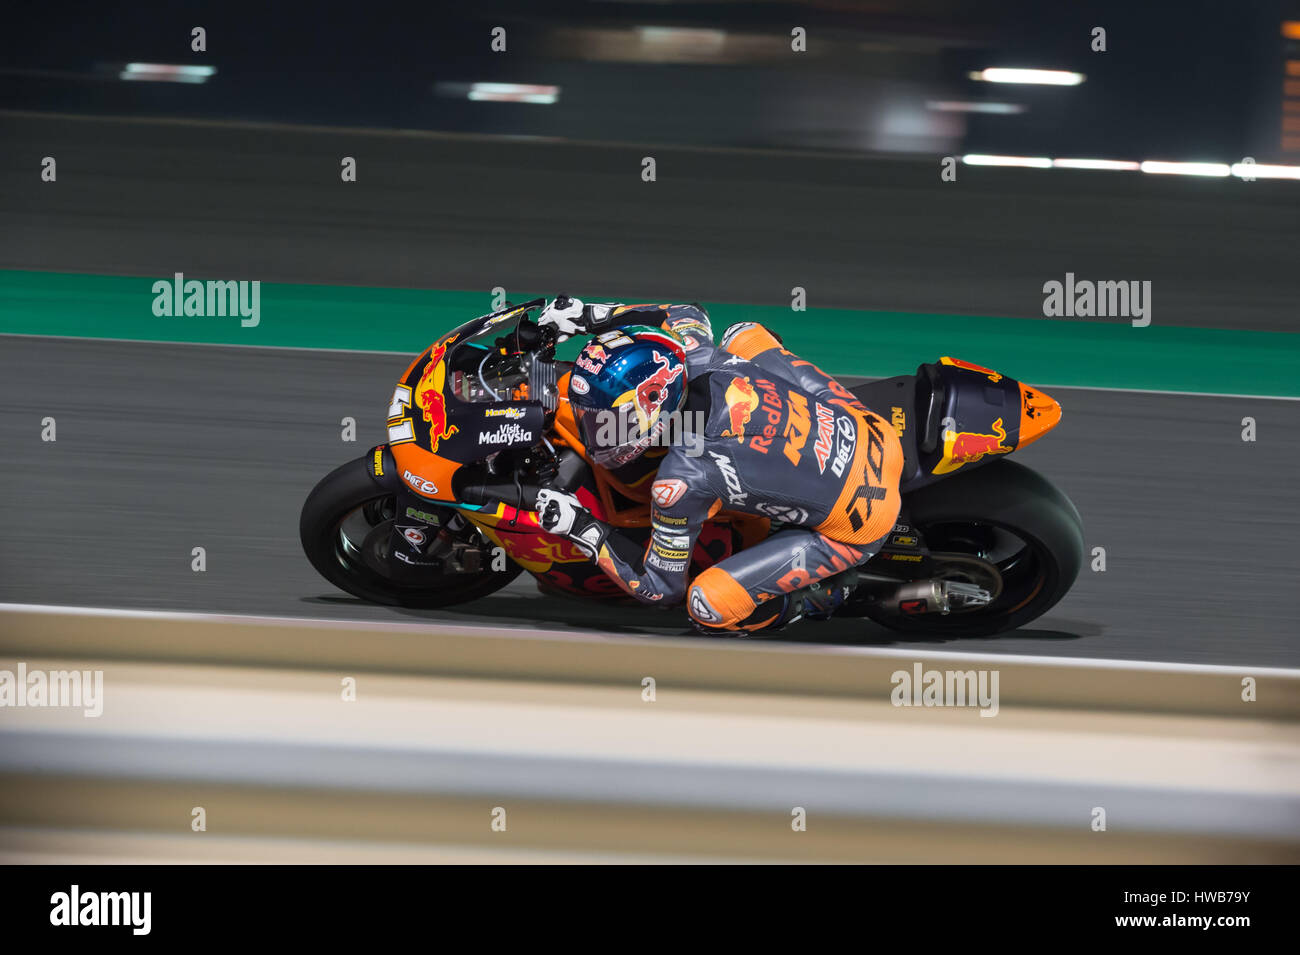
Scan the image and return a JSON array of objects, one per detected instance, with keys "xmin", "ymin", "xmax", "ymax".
[
  {"xmin": 299, "ymin": 454, "xmax": 523, "ymax": 608},
  {"xmin": 860, "ymin": 460, "xmax": 1084, "ymax": 636}
]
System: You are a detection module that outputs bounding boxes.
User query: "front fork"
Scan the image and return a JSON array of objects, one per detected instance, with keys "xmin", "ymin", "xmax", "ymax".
[{"xmin": 364, "ymin": 444, "xmax": 498, "ymax": 579}]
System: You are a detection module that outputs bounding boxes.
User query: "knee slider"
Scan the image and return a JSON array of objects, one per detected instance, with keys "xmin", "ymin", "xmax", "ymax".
[{"xmin": 687, "ymin": 568, "xmax": 755, "ymax": 629}]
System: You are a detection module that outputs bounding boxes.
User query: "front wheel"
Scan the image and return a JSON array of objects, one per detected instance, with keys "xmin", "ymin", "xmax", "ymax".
[
  {"xmin": 857, "ymin": 460, "xmax": 1084, "ymax": 636},
  {"xmin": 299, "ymin": 455, "xmax": 523, "ymax": 608}
]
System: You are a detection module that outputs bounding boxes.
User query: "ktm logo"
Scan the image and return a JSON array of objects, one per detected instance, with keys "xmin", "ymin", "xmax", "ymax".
[
  {"xmin": 891, "ymin": 405, "xmax": 906, "ymax": 436},
  {"xmin": 842, "ymin": 416, "xmax": 888, "ymax": 533},
  {"xmin": 781, "ymin": 392, "xmax": 810, "ymax": 466},
  {"xmin": 651, "ymin": 478, "xmax": 687, "ymax": 508}
]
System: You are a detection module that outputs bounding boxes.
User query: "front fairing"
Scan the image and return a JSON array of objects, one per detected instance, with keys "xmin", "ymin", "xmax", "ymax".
[{"xmin": 386, "ymin": 299, "xmax": 549, "ymax": 502}]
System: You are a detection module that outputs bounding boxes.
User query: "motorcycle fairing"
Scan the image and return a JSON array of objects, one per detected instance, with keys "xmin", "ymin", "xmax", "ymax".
[{"xmin": 852, "ymin": 358, "xmax": 1062, "ymax": 492}]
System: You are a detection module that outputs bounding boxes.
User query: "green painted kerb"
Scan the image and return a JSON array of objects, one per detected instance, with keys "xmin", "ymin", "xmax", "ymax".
[{"xmin": 2, "ymin": 270, "xmax": 1297, "ymax": 396}]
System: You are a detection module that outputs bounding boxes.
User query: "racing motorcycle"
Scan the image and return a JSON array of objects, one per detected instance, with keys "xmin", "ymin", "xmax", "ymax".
[{"xmin": 300, "ymin": 299, "xmax": 1084, "ymax": 636}]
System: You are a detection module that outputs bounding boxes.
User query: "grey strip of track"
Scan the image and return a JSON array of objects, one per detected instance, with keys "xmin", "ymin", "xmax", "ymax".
[{"xmin": 1, "ymin": 335, "xmax": 1294, "ymax": 667}]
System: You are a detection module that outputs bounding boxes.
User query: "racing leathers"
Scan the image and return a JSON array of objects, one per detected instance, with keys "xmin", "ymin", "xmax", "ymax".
[{"xmin": 540, "ymin": 303, "xmax": 905, "ymax": 633}]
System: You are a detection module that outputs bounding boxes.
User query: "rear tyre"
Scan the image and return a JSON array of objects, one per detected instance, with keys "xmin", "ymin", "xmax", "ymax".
[
  {"xmin": 860, "ymin": 460, "xmax": 1083, "ymax": 636},
  {"xmin": 300, "ymin": 455, "xmax": 523, "ymax": 608}
]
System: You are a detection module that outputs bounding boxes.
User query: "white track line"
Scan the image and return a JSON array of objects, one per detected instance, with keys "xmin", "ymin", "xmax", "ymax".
[
  {"xmin": 1033, "ymin": 381, "xmax": 1300, "ymax": 401},
  {"xmin": 0, "ymin": 331, "xmax": 415, "ymax": 358},
  {"xmin": 3, "ymin": 603, "xmax": 1296, "ymax": 677}
]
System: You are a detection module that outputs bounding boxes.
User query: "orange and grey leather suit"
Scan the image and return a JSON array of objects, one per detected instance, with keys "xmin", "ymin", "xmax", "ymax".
[{"xmin": 580, "ymin": 305, "xmax": 905, "ymax": 632}]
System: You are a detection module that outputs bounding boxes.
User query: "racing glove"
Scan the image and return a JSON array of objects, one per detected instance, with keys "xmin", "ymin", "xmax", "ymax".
[
  {"xmin": 537, "ymin": 296, "xmax": 586, "ymax": 340},
  {"xmin": 537, "ymin": 296, "xmax": 619, "ymax": 340},
  {"xmin": 536, "ymin": 488, "xmax": 607, "ymax": 559}
]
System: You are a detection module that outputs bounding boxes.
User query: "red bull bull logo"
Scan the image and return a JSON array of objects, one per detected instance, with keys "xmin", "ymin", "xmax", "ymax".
[
  {"xmin": 495, "ymin": 531, "xmax": 590, "ymax": 571},
  {"xmin": 415, "ymin": 341, "xmax": 459, "ymax": 453},
  {"xmin": 614, "ymin": 350, "xmax": 682, "ymax": 434},
  {"xmin": 933, "ymin": 417, "xmax": 1010, "ymax": 475},
  {"xmin": 940, "ymin": 356, "xmax": 1003, "ymax": 383},
  {"xmin": 722, "ymin": 376, "xmax": 761, "ymax": 442},
  {"xmin": 633, "ymin": 351, "xmax": 682, "ymax": 430}
]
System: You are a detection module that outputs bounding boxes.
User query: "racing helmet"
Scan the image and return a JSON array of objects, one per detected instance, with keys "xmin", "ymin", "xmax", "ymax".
[{"xmin": 568, "ymin": 325, "xmax": 688, "ymax": 468}]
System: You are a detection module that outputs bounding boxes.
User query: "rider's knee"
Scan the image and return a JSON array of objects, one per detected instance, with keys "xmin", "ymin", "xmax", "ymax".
[{"xmin": 687, "ymin": 567, "xmax": 756, "ymax": 629}]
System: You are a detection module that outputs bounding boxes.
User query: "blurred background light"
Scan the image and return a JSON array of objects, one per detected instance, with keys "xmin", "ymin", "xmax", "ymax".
[
  {"xmin": 120, "ymin": 63, "xmax": 215, "ymax": 84},
  {"xmin": 1231, "ymin": 162, "xmax": 1300, "ymax": 179},
  {"xmin": 635, "ymin": 25, "xmax": 727, "ymax": 55},
  {"xmin": 969, "ymin": 68, "xmax": 1085, "ymax": 86},
  {"xmin": 1140, "ymin": 160, "xmax": 1231, "ymax": 177},
  {"xmin": 466, "ymin": 83, "xmax": 560, "ymax": 105},
  {"xmin": 927, "ymin": 100, "xmax": 1025, "ymax": 114},
  {"xmin": 1052, "ymin": 158, "xmax": 1140, "ymax": 170},
  {"xmin": 547, "ymin": 25, "xmax": 784, "ymax": 64},
  {"xmin": 962, "ymin": 154, "xmax": 1053, "ymax": 168}
]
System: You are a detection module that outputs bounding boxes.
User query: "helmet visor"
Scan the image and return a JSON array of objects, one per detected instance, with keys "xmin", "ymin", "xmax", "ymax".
[{"xmin": 573, "ymin": 400, "xmax": 661, "ymax": 468}]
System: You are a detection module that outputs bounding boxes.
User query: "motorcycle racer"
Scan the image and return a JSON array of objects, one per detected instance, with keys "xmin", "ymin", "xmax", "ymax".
[{"xmin": 534, "ymin": 296, "xmax": 904, "ymax": 635}]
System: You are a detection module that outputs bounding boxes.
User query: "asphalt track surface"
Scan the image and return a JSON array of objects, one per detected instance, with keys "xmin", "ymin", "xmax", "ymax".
[
  {"xmin": 1, "ymin": 334, "xmax": 1296, "ymax": 667},
  {"xmin": 1, "ymin": 112, "xmax": 1297, "ymax": 666},
  {"xmin": 2, "ymin": 111, "xmax": 1299, "ymax": 331}
]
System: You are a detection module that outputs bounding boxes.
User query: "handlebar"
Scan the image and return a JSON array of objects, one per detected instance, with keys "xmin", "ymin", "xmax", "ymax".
[{"xmin": 493, "ymin": 309, "xmax": 559, "ymax": 357}]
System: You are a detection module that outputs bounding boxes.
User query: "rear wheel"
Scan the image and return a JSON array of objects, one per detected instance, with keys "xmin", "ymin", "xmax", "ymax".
[
  {"xmin": 857, "ymin": 460, "xmax": 1084, "ymax": 636},
  {"xmin": 299, "ymin": 455, "xmax": 523, "ymax": 607}
]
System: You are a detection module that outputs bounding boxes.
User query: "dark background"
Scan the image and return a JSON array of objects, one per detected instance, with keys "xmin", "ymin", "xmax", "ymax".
[
  {"xmin": 2, "ymin": 0, "xmax": 1294, "ymax": 161},
  {"xmin": 2, "ymin": 1, "xmax": 1298, "ymax": 665}
]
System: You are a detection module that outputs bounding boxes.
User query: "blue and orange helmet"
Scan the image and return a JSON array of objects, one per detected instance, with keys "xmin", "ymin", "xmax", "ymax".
[{"xmin": 568, "ymin": 325, "xmax": 688, "ymax": 468}]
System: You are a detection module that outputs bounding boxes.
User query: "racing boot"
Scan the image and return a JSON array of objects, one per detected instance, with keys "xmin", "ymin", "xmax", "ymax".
[
  {"xmin": 796, "ymin": 570, "xmax": 858, "ymax": 621},
  {"xmin": 689, "ymin": 570, "xmax": 859, "ymax": 637}
]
